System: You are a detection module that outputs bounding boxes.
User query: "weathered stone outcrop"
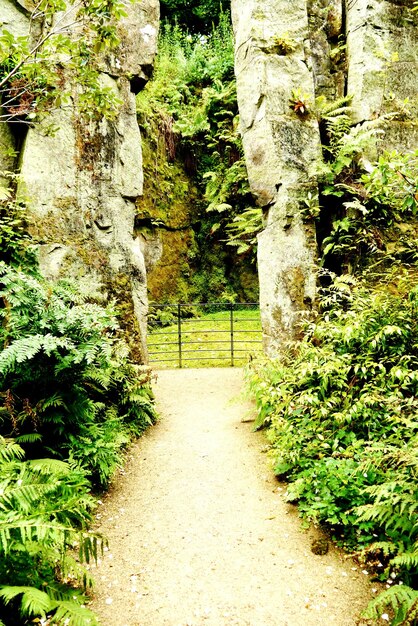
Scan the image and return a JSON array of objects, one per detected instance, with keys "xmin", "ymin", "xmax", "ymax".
[
  {"xmin": 0, "ymin": 0, "xmax": 29, "ymax": 37},
  {"xmin": 232, "ymin": 0, "xmax": 418, "ymax": 355},
  {"xmin": 346, "ymin": 0, "xmax": 418, "ymax": 150},
  {"xmin": 3, "ymin": 0, "xmax": 417, "ymax": 358},
  {"xmin": 135, "ymin": 132, "xmax": 200, "ymax": 303},
  {"xmin": 231, "ymin": 0, "xmax": 321, "ymax": 354},
  {"xmin": 307, "ymin": 0, "xmax": 345, "ymax": 100},
  {"xmin": 1, "ymin": 0, "xmax": 159, "ymax": 361}
]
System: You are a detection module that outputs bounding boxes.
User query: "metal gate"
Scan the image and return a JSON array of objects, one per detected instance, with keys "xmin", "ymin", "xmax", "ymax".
[{"xmin": 147, "ymin": 302, "xmax": 262, "ymax": 368}]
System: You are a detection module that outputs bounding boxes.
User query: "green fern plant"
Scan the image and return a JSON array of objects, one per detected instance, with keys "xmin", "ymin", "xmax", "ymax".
[
  {"xmin": 0, "ymin": 586, "xmax": 99, "ymax": 625},
  {"xmin": 0, "ymin": 172, "xmax": 36, "ymax": 270},
  {"xmin": 136, "ymin": 18, "xmax": 259, "ymax": 272},
  {"xmin": 315, "ymin": 94, "xmax": 353, "ymax": 158},
  {"xmin": 248, "ymin": 273, "xmax": 418, "ymax": 624},
  {"xmin": 314, "ymin": 96, "xmax": 418, "ymax": 270},
  {"xmin": 225, "ymin": 207, "xmax": 263, "ymax": 257},
  {"xmin": 0, "ymin": 436, "xmax": 102, "ymax": 625},
  {"xmin": 0, "ymin": 263, "xmax": 156, "ymax": 486},
  {"xmin": 363, "ymin": 585, "xmax": 418, "ymax": 626}
]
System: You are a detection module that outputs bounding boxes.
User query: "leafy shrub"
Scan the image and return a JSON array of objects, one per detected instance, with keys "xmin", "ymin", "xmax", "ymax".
[
  {"xmin": 0, "ymin": 263, "xmax": 156, "ymax": 487},
  {"xmin": 0, "ymin": 435, "xmax": 101, "ymax": 625},
  {"xmin": 0, "ymin": 0, "xmax": 128, "ymax": 126},
  {"xmin": 0, "ymin": 7, "xmax": 158, "ymax": 622},
  {"xmin": 0, "ymin": 171, "xmax": 37, "ymax": 271},
  {"xmin": 314, "ymin": 96, "xmax": 418, "ymax": 273},
  {"xmin": 0, "ymin": 225, "xmax": 157, "ymax": 623},
  {"xmin": 136, "ymin": 15, "xmax": 260, "ymax": 281},
  {"xmin": 247, "ymin": 273, "xmax": 418, "ymax": 623},
  {"xmin": 364, "ymin": 584, "xmax": 418, "ymax": 626}
]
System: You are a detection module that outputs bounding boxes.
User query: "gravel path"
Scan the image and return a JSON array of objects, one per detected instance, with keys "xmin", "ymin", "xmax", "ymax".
[{"xmin": 90, "ymin": 368, "xmax": 373, "ymax": 626}]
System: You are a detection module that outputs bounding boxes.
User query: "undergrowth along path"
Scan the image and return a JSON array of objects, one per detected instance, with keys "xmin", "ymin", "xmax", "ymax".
[{"xmin": 90, "ymin": 368, "xmax": 373, "ymax": 626}]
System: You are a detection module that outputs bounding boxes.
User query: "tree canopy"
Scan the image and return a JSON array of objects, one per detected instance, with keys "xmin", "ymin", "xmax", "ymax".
[
  {"xmin": 0, "ymin": 0, "xmax": 127, "ymax": 125},
  {"xmin": 159, "ymin": 0, "xmax": 230, "ymax": 32}
]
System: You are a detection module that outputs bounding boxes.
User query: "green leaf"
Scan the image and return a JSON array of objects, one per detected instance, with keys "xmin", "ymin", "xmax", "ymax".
[{"xmin": 0, "ymin": 586, "xmax": 51, "ymax": 617}]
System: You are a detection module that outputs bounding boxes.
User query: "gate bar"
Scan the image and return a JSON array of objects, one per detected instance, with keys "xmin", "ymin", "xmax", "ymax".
[
  {"xmin": 230, "ymin": 303, "xmax": 234, "ymax": 367},
  {"xmin": 177, "ymin": 304, "xmax": 182, "ymax": 368}
]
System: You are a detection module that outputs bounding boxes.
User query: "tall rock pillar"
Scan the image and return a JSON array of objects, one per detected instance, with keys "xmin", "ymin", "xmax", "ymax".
[
  {"xmin": 233, "ymin": 0, "xmax": 418, "ymax": 355},
  {"xmin": 3, "ymin": 0, "xmax": 159, "ymax": 362},
  {"xmin": 231, "ymin": 0, "xmax": 321, "ymax": 354}
]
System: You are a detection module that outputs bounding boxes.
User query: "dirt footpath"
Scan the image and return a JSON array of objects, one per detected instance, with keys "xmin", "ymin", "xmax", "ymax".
[{"xmin": 90, "ymin": 368, "xmax": 373, "ymax": 626}]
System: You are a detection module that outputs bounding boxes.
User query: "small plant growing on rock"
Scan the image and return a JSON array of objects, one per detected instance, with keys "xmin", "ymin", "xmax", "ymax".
[
  {"xmin": 274, "ymin": 33, "xmax": 297, "ymax": 55},
  {"xmin": 289, "ymin": 88, "xmax": 311, "ymax": 116},
  {"xmin": 300, "ymin": 191, "xmax": 321, "ymax": 220}
]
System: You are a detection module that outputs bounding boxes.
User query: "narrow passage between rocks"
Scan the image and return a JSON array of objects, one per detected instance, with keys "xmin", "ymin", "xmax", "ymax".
[{"xmin": 90, "ymin": 368, "xmax": 372, "ymax": 626}]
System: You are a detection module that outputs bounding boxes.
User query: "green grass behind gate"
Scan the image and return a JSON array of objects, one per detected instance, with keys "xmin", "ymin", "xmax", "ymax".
[{"xmin": 148, "ymin": 309, "xmax": 263, "ymax": 368}]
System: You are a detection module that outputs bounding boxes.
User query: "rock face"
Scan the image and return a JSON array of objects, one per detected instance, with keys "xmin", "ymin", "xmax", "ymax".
[
  {"xmin": 0, "ymin": 0, "xmax": 159, "ymax": 361},
  {"xmin": 346, "ymin": 0, "xmax": 418, "ymax": 150},
  {"xmin": 2, "ymin": 0, "xmax": 417, "ymax": 358},
  {"xmin": 231, "ymin": 0, "xmax": 321, "ymax": 354},
  {"xmin": 232, "ymin": 0, "xmax": 418, "ymax": 355},
  {"xmin": 135, "ymin": 121, "xmax": 260, "ymax": 306},
  {"xmin": 0, "ymin": 0, "xmax": 29, "ymax": 38}
]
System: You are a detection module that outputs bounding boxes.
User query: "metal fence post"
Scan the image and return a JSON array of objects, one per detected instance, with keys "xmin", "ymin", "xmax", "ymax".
[
  {"xmin": 230, "ymin": 302, "xmax": 234, "ymax": 367},
  {"xmin": 177, "ymin": 304, "xmax": 182, "ymax": 368}
]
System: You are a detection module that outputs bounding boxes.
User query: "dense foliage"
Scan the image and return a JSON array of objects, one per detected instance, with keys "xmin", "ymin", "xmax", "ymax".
[
  {"xmin": 0, "ymin": 263, "xmax": 156, "ymax": 486},
  {"xmin": 248, "ymin": 272, "xmax": 418, "ymax": 624},
  {"xmin": 136, "ymin": 17, "xmax": 261, "ymax": 303},
  {"xmin": 159, "ymin": 0, "xmax": 230, "ymax": 32},
  {"xmin": 0, "ymin": 235, "xmax": 156, "ymax": 623},
  {"xmin": 0, "ymin": 198, "xmax": 157, "ymax": 623},
  {"xmin": 313, "ymin": 96, "xmax": 418, "ymax": 273},
  {"xmin": 248, "ymin": 95, "xmax": 418, "ymax": 623},
  {"xmin": 0, "ymin": 161, "xmax": 156, "ymax": 626},
  {"xmin": 0, "ymin": 0, "xmax": 127, "ymax": 124},
  {"xmin": 0, "ymin": 3, "xmax": 161, "ymax": 620},
  {"xmin": 0, "ymin": 436, "xmax": 101, "ymax": 626}
]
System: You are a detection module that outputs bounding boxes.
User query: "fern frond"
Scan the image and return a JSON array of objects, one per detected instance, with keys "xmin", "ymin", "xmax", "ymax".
[
  {"xmin": 50, "ymin": 599, "xmax": 98, "ymax": 626},
  {"xmin": 0, "ymin": 334, "xmax": 74, "ymax": 375},
  {"xmin": 37, "ymin": 393, "xmax": 66, "ymax": 411},
  {"xmin": 323, "ymin": 106, "xmax": 353, "ymax": 119},
  {"xmin": 26, "ymin": 458, "xmax": 70, "ymax": 474},
  {"xmin": 0, "ymin": 585, "xmax": 51, "ymax": 617},
  {"xmin": 83, "ymin": 366, "xmax": 112, "ymax": 389},
  {"xmin": 364, "ymin": 541, "xmax": 398, "ymax": 558},
  {"xmin": 0, "ymin": 519, "xmax": 69, "ymax": 553},
  {"xmin": 355, "ymin": 480, "xmax": 418, "ymax": 538},
  {"xmin": 0, "ymin": 436, "xmax": 24, "ymax": 462},
  {"xmin": 60, "ymin": 554, "xmax": 95, "ymax": 589},
  {"xmin": 0, "ymin": 483, "xmax": 52, "ymax": 513},
  {"xmin": 363, "ymin": 584, "xmax": 418, "ymax": 625},
  {"xmin": 0, "ymin": 586, "xmax": 98, "ymax": 625},
  {"xmin": 392, "ymin": 545, "xmax": 418, "ymax": 570},
  {"xmin": 316, "ymin": 94, "xmax": 353, "ymax": 118},
  {"xmin": 15, "ymin": 433, "xmax": 42, "ymax": 444},
  {"xmin": 0, "ymin": 516, "xmax": 103, "ymax": 559}
]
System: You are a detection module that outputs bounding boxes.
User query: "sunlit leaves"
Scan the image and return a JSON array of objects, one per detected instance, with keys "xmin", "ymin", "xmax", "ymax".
[
  {"xmin": 0, "ymin": 0, "xmax": 129, "ymax": 123},
  {"xmin": 248, "ymin": 275, "xmax": 418, "ymax": 623}
]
